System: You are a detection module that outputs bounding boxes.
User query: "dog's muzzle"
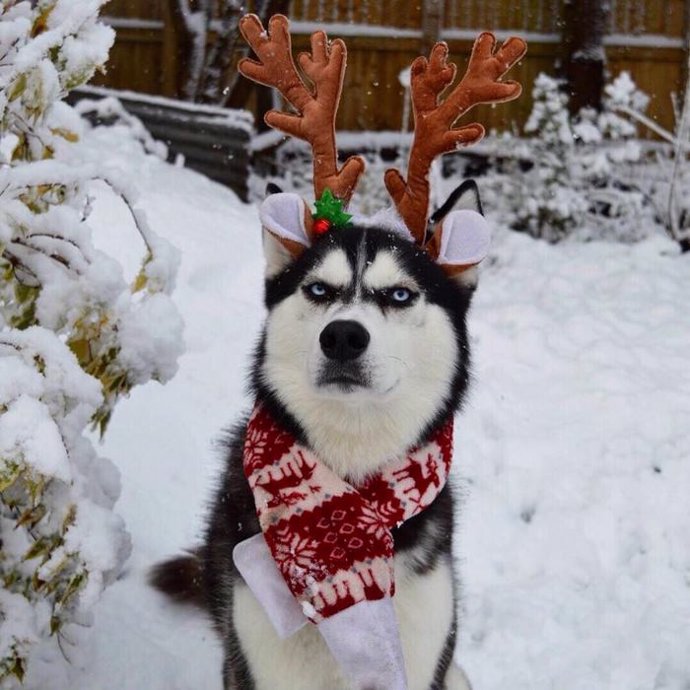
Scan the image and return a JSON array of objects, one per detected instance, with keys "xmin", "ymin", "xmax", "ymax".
[{"xmin": 317, "ymin": 320, "xmax": 370, "ymax": 390}]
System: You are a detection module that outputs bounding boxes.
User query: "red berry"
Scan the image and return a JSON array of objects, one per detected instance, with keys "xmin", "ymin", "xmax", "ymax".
[{"xmin": 313, "ymin": 218, "xmax": 332, "ymax": 235}]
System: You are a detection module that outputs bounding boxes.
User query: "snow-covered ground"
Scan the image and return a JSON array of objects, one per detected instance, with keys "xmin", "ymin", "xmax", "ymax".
[{"xmin": 54, "ymin": 125, "xmax": 690, "ymax": 690}]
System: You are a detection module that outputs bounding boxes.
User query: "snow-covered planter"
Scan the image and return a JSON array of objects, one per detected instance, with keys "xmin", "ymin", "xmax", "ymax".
[
  {"xmin": 0, "ymin": 1, "xmax": 183, "ymax": 685},
  {"xmin": 71, "ymin": 86, "xmax": 253, "ymax": 200}
]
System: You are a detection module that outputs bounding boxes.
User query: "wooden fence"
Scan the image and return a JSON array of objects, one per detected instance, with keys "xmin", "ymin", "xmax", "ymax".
[{"xmin": 97, "ymin": 0, "xmax": 688, "ymax": 134}]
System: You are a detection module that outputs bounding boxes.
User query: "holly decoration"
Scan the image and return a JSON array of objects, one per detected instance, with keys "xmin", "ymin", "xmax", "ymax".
[{"xmin": 312, "ymin": 188, "xmax": 352, "ymax": 235}]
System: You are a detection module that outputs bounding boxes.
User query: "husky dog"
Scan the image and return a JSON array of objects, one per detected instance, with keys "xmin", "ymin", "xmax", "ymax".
[
  {"xmin": 152, "ymin": 181, "xmax": 483, "ymax": 690},
  {"xmin": 152, "ymin": 12, "xmax": 526, "ymax": 690}
]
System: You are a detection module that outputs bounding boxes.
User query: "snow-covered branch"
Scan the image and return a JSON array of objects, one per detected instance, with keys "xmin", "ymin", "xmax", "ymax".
[
  {"xmin": 611, "ymin": 104, "xmax": 677, "ymax": 146},
  {"xmin": 667, "ymin": 52, "xmax": 690, "ymax": 244},
  {"xmin": 608, "ymin": 68, "xmax": 690, "ymax": 246}
]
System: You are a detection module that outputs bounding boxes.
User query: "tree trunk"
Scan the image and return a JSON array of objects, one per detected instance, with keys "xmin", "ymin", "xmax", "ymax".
[
  {"xmin": 169, "ymin": 0, "xmax": 211, "ymax": 101},
  {"xmin": 196, "ymin": 1, "xmax": 244, "ymax": 105},
  {"xmin": 171, "ymin": 0, "xmax": 292, "ymax": 106},
  {"xmin": 421, "ymin": 0, "xmax": 444, "ymax": 56},
  {"xmin": 562, "ymin": 0, "xmax": 609, "ymax": 114}
]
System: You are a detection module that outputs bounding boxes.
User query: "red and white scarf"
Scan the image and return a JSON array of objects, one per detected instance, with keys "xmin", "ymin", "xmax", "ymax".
[{"xmin": 243, "ymin": 403, "xmax": 454, "ymax": 623}]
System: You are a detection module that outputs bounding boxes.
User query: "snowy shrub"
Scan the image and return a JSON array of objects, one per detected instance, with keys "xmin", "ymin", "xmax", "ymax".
[
  {"xmin": 609, "ymin": 68, "xmax": 690, "ymax": 251},
  {"xmin": 0, "ymin": 329, "xmax": 130, "ymax": 686},
  {"xmin": 517, "ymin": 73, "xmax": 590, "ymax": 238},
  {"xmin": 0, "ymin": 1, "xmax": 183, "ymax": 685},
  {"xmin": 498, "ymin": 72, "xmax": 653, "ymax": 242}
]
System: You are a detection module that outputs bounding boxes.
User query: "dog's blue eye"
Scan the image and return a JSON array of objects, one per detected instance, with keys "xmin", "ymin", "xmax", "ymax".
[
  {"xmin": 374, "ymin": 286, "xmax": 417, "ymax": 309},
  {"xmin": 304, "ymin": 282, "xmax": 333, "ymax": 301},
  {"xmin": 376, "ymin": 287, "xmax": 417, "ymax": 309}
]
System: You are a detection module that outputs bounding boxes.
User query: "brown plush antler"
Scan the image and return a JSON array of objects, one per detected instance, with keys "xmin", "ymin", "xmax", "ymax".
[
  {"xmin": 238, "ymin": 14, "xmax": 365, "ymax": 205},
  {"xmin": 386, "ymin": 33, "xmax": 527, "ymax": 242}
]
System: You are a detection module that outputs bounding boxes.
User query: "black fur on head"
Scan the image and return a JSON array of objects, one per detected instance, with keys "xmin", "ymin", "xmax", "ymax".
[{"xmin": 430, "ymin": 179, "xmax": 484, "ymax": 224}]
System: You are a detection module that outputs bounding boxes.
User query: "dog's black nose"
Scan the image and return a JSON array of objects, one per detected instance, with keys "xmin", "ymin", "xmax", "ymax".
[{"xmin": 319, "ymin": 320, "xmax": 370, "ymax": 361}]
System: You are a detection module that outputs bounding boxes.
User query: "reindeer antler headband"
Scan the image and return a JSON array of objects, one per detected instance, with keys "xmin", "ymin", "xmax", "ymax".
[{"xmin": 239, "ymin": 14, "xmax": 527, "ymax": 273}]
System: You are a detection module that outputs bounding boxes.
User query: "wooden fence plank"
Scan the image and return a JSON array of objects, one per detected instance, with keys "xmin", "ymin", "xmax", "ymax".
[{"xmin": 94, "ymin": 27, "xmax": 166, "ymax": 94}]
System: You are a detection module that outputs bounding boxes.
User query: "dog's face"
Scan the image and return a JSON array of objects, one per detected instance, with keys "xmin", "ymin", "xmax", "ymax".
[{"xmin": 253, "ymin": 185, "xmax": 485, "ymax": 479}]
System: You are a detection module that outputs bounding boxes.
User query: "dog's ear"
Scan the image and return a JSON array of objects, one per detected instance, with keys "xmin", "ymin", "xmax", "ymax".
[
  {"xmin": 430, "ymin": 179, "xmax": 483, "ymax": 225},
  {"xmin": 427, "ymin": 209, "xmax": 491, "ymax": 288},
  {"xmin": 259, "ymin": 193, "xmax": 314, "ymax": 277},
  {"xmin": 265, "ymin": 182, "xmax": 284, "ymax": 195}
]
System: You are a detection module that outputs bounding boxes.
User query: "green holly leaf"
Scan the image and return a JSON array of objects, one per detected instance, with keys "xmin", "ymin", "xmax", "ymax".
[{"xmin": 313, "ymin": 189, "xmax": 352, "ymax": 228}]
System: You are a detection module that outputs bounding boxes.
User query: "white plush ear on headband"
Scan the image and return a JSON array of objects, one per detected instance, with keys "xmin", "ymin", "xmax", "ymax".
[
  {"xmin": 259, "ymin": 192, "xmax": 312, "ymax": 247},
  {"xmin": 436, "ymin": 209, "xmax": 491, "ymax": 267}
]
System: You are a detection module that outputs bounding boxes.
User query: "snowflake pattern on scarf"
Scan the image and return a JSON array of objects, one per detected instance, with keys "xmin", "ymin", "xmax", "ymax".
[{"xmin": 243, "ymin": 404, "xmax": 454, "ymax": 622}]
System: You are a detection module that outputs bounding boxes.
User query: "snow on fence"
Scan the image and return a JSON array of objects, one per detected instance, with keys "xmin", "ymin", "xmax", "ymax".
[{"xmin": 97, "ymin": 0, "xmax": 687, "ymax": 135}]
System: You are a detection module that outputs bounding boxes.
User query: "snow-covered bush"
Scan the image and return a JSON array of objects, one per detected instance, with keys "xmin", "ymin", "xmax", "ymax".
[
  {"xmin": 0, "ymin": 329, "xmax": 130, "ymax": 685},
  {"xmin": 0, "ymin": 2, "xmax": 183, "ymax": 685},
  {"xmin": 499, "ymin": 72, "xmax": 652, "ymax": 242},
  {"xmin": 609, "ymin": 67, "xmax": 690, "ymax": 251},
  {"xmin": 516, "ymin": 73, "xmax": 589, "ymax": 237}
]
